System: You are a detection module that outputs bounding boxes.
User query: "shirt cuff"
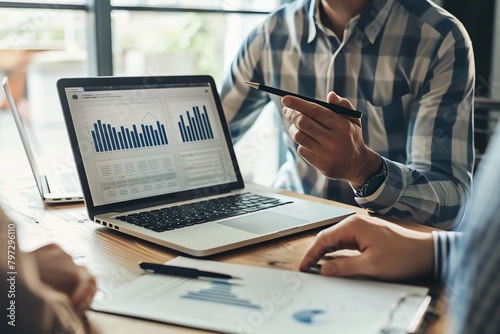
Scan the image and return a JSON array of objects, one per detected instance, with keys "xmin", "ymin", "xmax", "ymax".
[
  {"xmin": 432, "ymin": 230, "xmax": 463, "ymax": 280},
  {"xmin": 354, "ymin": 157, "xmax": 410, "ymax": 213}
]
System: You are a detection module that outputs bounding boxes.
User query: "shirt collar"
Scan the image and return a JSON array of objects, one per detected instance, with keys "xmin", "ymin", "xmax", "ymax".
[
  {"xmin": 307, "ymin": 0, "xmax": 395, "ymax": 45},
  {"xmin": 307, "ymin": 0, "xmax": 318, "ymax": 43},
  {"xmin": 358, "ymin": 0, "xmax": 395, "ymax": 44}
]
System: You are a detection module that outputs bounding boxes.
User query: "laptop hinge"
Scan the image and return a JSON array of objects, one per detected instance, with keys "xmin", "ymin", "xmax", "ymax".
[{"xmin": 40, "ymin": 175, "xmax": 51, "ymax": 193}]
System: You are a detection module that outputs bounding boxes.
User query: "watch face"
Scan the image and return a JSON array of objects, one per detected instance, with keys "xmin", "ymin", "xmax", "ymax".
[{"xmin": 357, "ymin": 162, "xmax": 387, "ymax": 197}]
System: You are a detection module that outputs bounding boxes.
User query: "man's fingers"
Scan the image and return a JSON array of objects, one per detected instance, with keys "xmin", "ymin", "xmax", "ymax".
[
  {"xmin": 288, "ymin": 123, "xmax": 321, "ymax": 151},
  {"xmin": 299, "ymin": 240, "xmax": 340, "ymax": 271},
  {"xmin": 299, "ymin": 219, "xmax": 361, "ymax": 271},
  {"xmin": 282, "ymin": 95, "xmax": 344, "ymax": 127},
  {"xmin": 283, "ymin": 105, "xmax": 327, "ymax": 148},
  {"xmin": 320, "ymin": 255, "xmax": 368, "ymax": 277},
  {"xmin": 70, "ymin": 266, "xmax": 97, "ymax": 309},
  {"xmin": 326, "ymin": 92, "xmax": 361, "ymax": 127},
  {"xmin": 286, "ymin": 112, "xmax": 328, "ymax": 165},
  {"xmin": 296, "ymin": 144, "xmax": 318, "ymax": 166}
]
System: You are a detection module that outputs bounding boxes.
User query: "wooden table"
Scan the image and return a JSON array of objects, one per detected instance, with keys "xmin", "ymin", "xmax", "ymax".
[{"xmin": 0, "ymin": 111, "xmax": 447, "ymax": 333}]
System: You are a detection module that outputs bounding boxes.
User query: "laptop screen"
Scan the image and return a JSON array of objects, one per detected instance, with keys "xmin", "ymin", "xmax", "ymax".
[{"xmin": 60, "ymin": 78, "xmax": 241, "ymax": 208}]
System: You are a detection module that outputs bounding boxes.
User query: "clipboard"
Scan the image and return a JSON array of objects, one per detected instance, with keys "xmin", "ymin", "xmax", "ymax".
[
  {"xmin": 380, "ymin": 293, "xmax": 432, "ymax": 333},
  {"xmin": 93, "ymin": 257, "xmax": 432, "ymax": 334}
]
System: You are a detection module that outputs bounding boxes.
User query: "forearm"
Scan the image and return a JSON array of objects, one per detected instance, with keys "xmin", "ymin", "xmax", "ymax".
[{"xmin": 220, "ymin": 26, "xmax": 270, "ymax": 143}]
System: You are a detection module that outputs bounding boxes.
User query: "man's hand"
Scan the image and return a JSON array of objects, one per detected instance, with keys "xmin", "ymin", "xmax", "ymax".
[
  {"xmin": 299, "ymin": 215, "xmax": 434, "ymax": 280},
  {"xmin": 281, "ymin": 92, "xmax": 382, "ymax": 187},
  {"xmin": 32, "ymin": 243, "xmax": 97, "ymax": 312}
]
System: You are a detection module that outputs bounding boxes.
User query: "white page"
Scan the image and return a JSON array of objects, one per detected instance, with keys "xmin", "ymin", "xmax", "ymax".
[{"xmin": 92, "ymin": 257, "xmax": 430, "ymax": 334}]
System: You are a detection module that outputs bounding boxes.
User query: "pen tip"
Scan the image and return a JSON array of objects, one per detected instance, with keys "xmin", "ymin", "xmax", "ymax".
[{"xmin": 244, "ymin": 81, "xmax": 259, "ymax": 89}]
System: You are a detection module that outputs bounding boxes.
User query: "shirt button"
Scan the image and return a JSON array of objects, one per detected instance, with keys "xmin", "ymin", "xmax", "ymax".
[{"xmin": 335, "ymin": 54, "xmax": 343, "ymax": 66}]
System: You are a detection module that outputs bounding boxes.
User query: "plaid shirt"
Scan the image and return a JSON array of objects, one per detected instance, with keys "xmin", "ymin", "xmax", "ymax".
[
  {"xmin": 433, "ymin": 230, "xmax": 462, "ymax": 280},
  {"xmin": 432, "ymin": 120, "xmax": 500, "ymax": 334},
  {"xmin": 221, "ymin": 0, "xmax": 475, "ymax": 228}
]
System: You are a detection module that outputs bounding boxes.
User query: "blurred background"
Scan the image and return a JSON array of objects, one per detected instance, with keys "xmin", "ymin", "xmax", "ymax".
[{"xmin": 0, "ymin": 0, "xmax": 499, "ymax": 183}]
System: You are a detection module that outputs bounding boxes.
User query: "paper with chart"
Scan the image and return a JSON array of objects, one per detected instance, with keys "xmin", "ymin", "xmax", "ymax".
[{"xmin": 92, "ymin": 257, "xmax": 430, "ymax": 334}]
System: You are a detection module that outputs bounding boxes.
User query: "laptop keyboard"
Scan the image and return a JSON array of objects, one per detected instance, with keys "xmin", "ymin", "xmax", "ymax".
[{"xmin": 115, "ymin": 193, "xmax": 293, "ymax": 232}]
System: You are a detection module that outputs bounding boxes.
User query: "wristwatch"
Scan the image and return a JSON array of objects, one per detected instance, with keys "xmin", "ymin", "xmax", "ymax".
[{"xmin": 355, "ymin": 161, "xmax": 387, "ymax": 197}]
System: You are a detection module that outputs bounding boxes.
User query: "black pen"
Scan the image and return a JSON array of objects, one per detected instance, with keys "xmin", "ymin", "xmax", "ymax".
[
  {"xmin": 245, "ymin": 81, "xmax": 362, "ymax": 119},
  {"xmin": 139, "ymin": 262, "xmax": 241, "ymax": 280}
]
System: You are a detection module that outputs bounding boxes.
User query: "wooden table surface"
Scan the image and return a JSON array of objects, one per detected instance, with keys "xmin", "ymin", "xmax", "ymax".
[
  {"xmin": 0, "ymin": 181, "xmax": 447, "ymax": 334},
  {"xmin": 0, "ymin": 110, "xmax": 447, "ymax": 333}
]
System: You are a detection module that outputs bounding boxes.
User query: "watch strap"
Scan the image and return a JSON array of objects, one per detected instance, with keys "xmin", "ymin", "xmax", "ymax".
[{"xmin": 355, "ymin": 161, "xmax": 387, "ymax": 197}]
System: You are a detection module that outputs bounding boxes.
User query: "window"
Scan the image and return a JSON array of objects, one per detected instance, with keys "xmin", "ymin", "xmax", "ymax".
[
  {"xmin": 111, "ymin": 0, "xmax": 279, "ymax": 12},
  {"xmin": 0, "ymin": 0, "xmax": 281, "ymax": 184},
  {"xmin": 0, "ymin": 7, "xmax": 87, "ymax": 128},
  {"xmin": 0, "ymin": 1, "xmax": 279, "ymax": 116},
  {"xmin": 111, "ymin": 10, "xmax": 268, "ymax": 84},
  {"xmin": 0, "ymin": 2, "xmax": 277, "ymax": 124}
]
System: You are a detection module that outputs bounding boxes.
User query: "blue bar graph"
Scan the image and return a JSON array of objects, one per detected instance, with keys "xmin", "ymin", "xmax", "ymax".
[
  {"xmin": 177, "ymin": 105, "xmax": 214, "ymax": 143},
  {"xmin": 182, "ymin": 282, "xmax": 261, "ymax": 310},
  {"xmin": 91, "ymin": 118, "xmax": 169, "ymax": 152}
]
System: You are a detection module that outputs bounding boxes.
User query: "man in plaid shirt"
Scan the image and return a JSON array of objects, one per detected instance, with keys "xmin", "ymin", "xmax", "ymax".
[{"xmin": 221, "ymin": 0, "xmax": 475, "ymax": 228}]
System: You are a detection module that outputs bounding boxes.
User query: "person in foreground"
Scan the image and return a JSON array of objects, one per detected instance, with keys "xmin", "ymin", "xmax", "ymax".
[
  {"xmin": 299, "ymin": 120, "xmax": 500, "ymax": 333},
  {"xmin": 0, "ymin": 208, "xmax": 97, "ymax": 334},
  {"xmin": 221, "ymin": 0, "xmax": 475, "ymax": 228}
]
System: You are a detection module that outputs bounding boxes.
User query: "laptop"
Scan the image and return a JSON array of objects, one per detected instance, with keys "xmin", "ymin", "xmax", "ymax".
[
  {"xmin": 3, "ymin": 77, "xmax": 84, "ymax": 203},
  {"xmin": 57, "ymin": 75, "xmax": 354, "ymax": 256}
]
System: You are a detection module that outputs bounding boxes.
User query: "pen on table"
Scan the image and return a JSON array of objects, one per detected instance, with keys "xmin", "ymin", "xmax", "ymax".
[
  {"xmin": 139, "ymin": 262, "xmax": 242, "ymax": 281},
  {"xmin": 244, "ymin": 81, "xmax": 362, "ymax": 119}
]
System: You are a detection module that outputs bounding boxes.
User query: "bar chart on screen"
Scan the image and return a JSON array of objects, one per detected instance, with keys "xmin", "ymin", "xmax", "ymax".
[
  {"xmin": 91, "ymin": 115, "xmax": 169, "ymax": 152},
  {"xmin": 166, "ymin": 100, "xmax": 219, "ymax": 144},
  {"xmin": 82, "ymin": 101, "xmax": 170, "ymax": 153}
]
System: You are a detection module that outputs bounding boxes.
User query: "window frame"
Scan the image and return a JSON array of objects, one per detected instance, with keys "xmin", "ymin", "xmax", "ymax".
[{"xmin": 0, "ymin": 0, "xmax": 276, "ymax": 75}]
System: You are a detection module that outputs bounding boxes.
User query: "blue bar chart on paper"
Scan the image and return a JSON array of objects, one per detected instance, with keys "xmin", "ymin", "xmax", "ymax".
[
  {"xmin": 177, "ymin": 105, "xmax": 215, "ymax": 143},
  {"xmin": 91, "ymin": 112, "xmax": 169, "ymax": 152},
  {"xmin": 182, "ymin": 282, "xmax": 261, "ymax": 310}
]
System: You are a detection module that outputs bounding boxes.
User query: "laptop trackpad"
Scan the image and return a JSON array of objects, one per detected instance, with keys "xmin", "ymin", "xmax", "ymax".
[{"xmin": 219, "ymin": 212, "xmax": 307, "ymax": 235}]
